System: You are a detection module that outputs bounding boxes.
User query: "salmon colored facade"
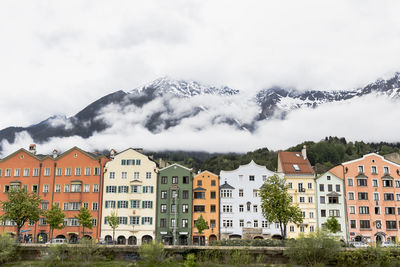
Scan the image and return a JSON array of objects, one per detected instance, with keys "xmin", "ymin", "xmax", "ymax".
[
  {"xmin": 343, "ymin": 153, "xmax": 400, "ymax": 244},
  {"xmin": 0, "ymin": 145, "xmax": 109, "ymax": 243},
  {"xmin": 192, "ymin": 171, "xmax": 219, "ymax": 245}
]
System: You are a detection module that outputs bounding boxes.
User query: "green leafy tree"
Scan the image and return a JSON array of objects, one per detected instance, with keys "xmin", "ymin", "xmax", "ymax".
[
  {"xmin": 325, "ymin": 216, "xmax": 340, "ymax": 234},
  {"xmin": 260, "ymin": 174, "xmax": 303, "ymax": 240},
  {"xmin": 195, "ymin": 214, "xmax": 208, "ymax": 234},
  {"xmin": 105, "ymin": 210, "xmax": 119, "ymax": 243},
  {"xmin": 75, "ymin": 207, "xmax": 93, "ymax": 239},
  {"xmin": 0, "ymin": 188, "xmax": 42, "ymax": 242},
  {"xmin": 45, "ymin": 204, "xmax": 65, "ymax": 241}
]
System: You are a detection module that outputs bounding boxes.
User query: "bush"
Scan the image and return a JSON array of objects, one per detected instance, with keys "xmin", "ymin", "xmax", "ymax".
[
  {"xmin": 184, "ymin": 253, "xmax": 197, "ymax": 267},
  {"xmin": 209, "ymin": 238, "xmax": 284, "ymax": 247},
  {"xmin": 284, "ymin": 231, "xmax": 341, "ymax": 266},
  {"xmin": 43, "ymin": 244, "xmax": 69, "ymax": 266},
  {"xmin": 337, "ymin": 247, "xmax": 400, "ymax": 267},
  {"xmin": 0, "ymin": 233, "xmax": 19, "ymax": 264},
  {"xmin": 138, "ymin": 241, "xmax": 167, "ymax": 267},
  {"xmin": 229, "ymin": 249, "xmax": 252, "ymax": 266}
]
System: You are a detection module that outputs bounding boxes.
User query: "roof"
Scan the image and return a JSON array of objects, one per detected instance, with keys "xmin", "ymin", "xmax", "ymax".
[
  {"xmin": 220, "ymin": 181, "xmax": 235, "ymax": 189},
  {"xmin": 278, "ymin": 151, "xmax": 315, "ymax": 175},
  {"xmin": 342, "ymin": 153, "xmax": 400, "ymax": 168},
  {"xmin": 159, "ymin": 163, "xmax": 192, "ymax": 172},
  {"xmin": 328, "ymin": 165, "xmax": 344, "ymax": 179}
]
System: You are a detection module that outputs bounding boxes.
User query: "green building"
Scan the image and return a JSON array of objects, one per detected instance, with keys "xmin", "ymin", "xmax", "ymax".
[{"xmin": 156, "ymin": 163, "xmax": 193, "ymax": 245}]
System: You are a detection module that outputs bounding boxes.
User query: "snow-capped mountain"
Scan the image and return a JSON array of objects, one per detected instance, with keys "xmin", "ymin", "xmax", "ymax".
[{"xmin": 0, "ymin": 73, "xmax": 400, "ymax": 149}]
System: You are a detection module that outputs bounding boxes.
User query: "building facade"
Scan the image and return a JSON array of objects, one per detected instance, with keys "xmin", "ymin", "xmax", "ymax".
[
  {"xmin": 192, "ymin": 170, "xmax": 219, "ymax": 245},
  {"xmin": 101, "ymin": 148, "xmax": 158, "ymax": 245},
  {"xmin": 316, "ymin": 165, "xmax": 349, "ymax": 242},
  {"xmin": 219, "ymin": 160, "xmax": 281, "ymax": 240},
  {"xmin": 343, "ymin": 153, "xmax": 400, "ymax": 244},
  {"xmin": 156, "ymin": 163, "xmax": 193, "ymax": 245},
  {"xmin": 277, "ymin": 146, "xmax": 317, "ymax": 238},
  {"xmin": 0, "ymin": 145, "xmax": 108, "ymax": 243}
]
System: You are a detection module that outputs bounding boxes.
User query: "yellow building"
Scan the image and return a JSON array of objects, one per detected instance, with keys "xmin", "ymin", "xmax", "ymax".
[{"xmin": 277, "ymin": 146, "xmax": 316, "ymax": 238}]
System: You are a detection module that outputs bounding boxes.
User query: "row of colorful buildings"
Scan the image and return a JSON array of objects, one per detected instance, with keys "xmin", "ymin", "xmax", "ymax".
[{"xmin": 0, "ymin": 144, "xmax": 400, "ymax": 245}]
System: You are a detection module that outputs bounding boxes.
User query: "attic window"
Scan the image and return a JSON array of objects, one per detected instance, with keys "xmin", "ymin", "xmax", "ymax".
[
  {"xmin": 296, "ymin": 153, "xmax": 300, "ymax": 157},
  {"xmin": 293, "ymin": 164, "xmax": 300, "ymax": 171}
]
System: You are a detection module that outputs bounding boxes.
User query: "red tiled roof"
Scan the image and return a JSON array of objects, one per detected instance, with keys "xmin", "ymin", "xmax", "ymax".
[
  {"xmin": 329, "ymin": 165, "xmax": 345, "ymax": 179},
  {"xmin": 278, "ymin": 151, "xmax": 315, "ymax": 175}
]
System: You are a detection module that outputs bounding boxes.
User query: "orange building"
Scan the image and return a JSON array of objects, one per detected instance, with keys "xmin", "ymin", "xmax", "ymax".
[
  {"xmin": 192, "ymin": 170, "xmax": 219, "ymax": 245},
  {"xmin": 0, "ymin": 145, "xmax": 109, "ymax": 243},
  {"xmin": 343, "ymin": 153, "xmax": 400, "ymax": 244}
]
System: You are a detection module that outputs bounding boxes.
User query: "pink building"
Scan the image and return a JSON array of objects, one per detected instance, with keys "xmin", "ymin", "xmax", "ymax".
[{"xmin": 343, "ymin": 153, "xmax": 400, "ymax": 244}]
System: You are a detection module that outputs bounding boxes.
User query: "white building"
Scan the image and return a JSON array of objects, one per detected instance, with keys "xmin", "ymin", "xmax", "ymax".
[
  {"xmin": 101, "ymin": 148, "xmax": 158, "ymax": 245},
  {"xmin": 219, "ymin": 160, "xmax": 282, "ymax": 239}
]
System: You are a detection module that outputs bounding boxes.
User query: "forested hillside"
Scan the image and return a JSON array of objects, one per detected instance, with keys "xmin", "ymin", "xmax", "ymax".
[{"xmin": 150, "ymin": 137, "xmax": 400, "ymax": 175}]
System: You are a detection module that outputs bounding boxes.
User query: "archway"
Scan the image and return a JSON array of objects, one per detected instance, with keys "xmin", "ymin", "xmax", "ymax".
[
  {"xmin": 355, "ymin": 235, "xmax": 362, "ymax": 242},
  {"xmin": 105, "ymin": 235, "xmax": 112, "ymax": 243},
  {"xmin": 69, "ymin": 234, "xmax": 78, "ymax": 244},
  {"xmin": 229, "ymin": 234, "xmax": 242, "ymax": 240},
  {"xmin": 272, "ymin": 235, "xmax": 283, "ymax": 240},
  {"xmin": 209, "ymin": 235, "xmax": 217, "ymax": 242},
  {"xmin": 142, "ymin": 235, "xmax": 153, "ymax": 244},
  {"xmin": 179, "ymin": 235, "xmax": 188, "ymax": 245},
  {"xmin": 162, "ymin": 236, "xmax": 173, "ymax": 245},
  {"xmin": 254, "ymin": 236, "xmax": 264, "ymax": 240},
  {"xmin": 37, "ymin": 233, "xmax": 48, "ymax": 243},
  {"xmin": 117, "ymin": 235, "xmax": 126, "ymax": 245},
  {"xmin": 128, "ymin": 236, "xmax": 137, "ymax": 245},
  {"xmin": 55, "ymin": 235, "xmax": 66, "ymax": 239}
]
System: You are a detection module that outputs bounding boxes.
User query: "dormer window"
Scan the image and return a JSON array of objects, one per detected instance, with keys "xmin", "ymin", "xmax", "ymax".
[
  {"xmin": 296, "ymin": 153, "xmax": 300, "ymax": 157},
  {"xmin": 293, "ymin": 164, "xmax": 300, "ymax": 171},
  {"xmin": 249, "ymin": 175, "xmax": 255, "ymax": 181}
]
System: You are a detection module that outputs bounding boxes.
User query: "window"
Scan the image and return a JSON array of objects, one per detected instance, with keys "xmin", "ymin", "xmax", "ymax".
[
  {"xmin": 194, "ymin": 205, "xmax": 205, "ymax": 212},
  {"xmin": 64, "ymin": 184, "xmax": 70, "ymax": 193},
  {"xmin": 302, "ymin": 211, "xmax": 306, "ymax": 218},
  {"xmin": 106, "ymin": 186, "xmax": 117, "ymax": 193},
  {"xmin": 182, "ymin": 190, "xmax": 189, "ymax": 199},
  {"xmin": 300, "ymin": 226, "xmax": 305, "ymax": 232},
  {"xmin": 359, "ymin": 206, "xmax": 369, "ymax": 214},
  {"xmin": 262, "ymin": 175, "xmax": 267, "ymax": 181},
  {"xmin": 63, "ymin": 203, "xmax": 68, "ymax": 210},
  {"xmin": 136, "ymin": 159, "xmax": 141, "ymax": 165},
  {"xmin": 223, "ymin": 205, "xmax": 232, "ymax": 213},
  {"xmin": 171, "ymin": 190, "xmax": 178, "ymax": 199},
  {"xmin": 347, "ymin": 178, "xmax": 353, "ymax": 186},
  {"xmin": 121, "ymin": 172, "xmax": 127, "ymax": 179},
  {"xmin": 376, "ymin": 220, "xmax": 382, "ymax": 229},
  {"xmin": 105, "ymin": 201, "xmax": 116, "ymax": 208},
  {"xmin": 358, "ymin": 192, "xmax": 368, "ymax": 200},
  {"xmin": 83, "ymin": 202, "xmax": 89, "ymax": 209},
  {"xmin": 249, "ymin": 175, "xmax": 255, "ymax": 181},
  {"xmin": 383, "ymin": 179, "xmax": 393, "ymax": 187},
  {"xmin": 194, "ymin": 192, "xmax": 205, "ymax": 199},
  {"xmin": 319, "ymin": 184, "xmax": 324, "ymax": 192},
  {"xmin": 384, "ymin": 167, "xmax": 390, "ymax": 175},
  {"xmin": 384, "ymin": 193, "xmax": 394, "ymax": 201},
  {"xmin": 375, "ymin": 207, "xmax": 380, "ymax": 215},
  {"xmin": 293, "ymin": 164, "xmax": 300, "ymax": 171},
  {"xmin": 131, "ymin": 185, "xmax": 141, "ymax": 193},
  {"xmin": 210, "ymin": 220, "xmax": 216, "ymax": 228},
  {"xmin": 55, "ymin": 168, "xmax": 62, "ymax": 176},
  {"xmin": 328, "ymin": 196, "xmax": 339, "ymax": 204},
  {"xmin": 65, "ymin": 168, "xmax": 71, "ymax": 176},
  {"xmin": 40, "ymin": 218, "xmax": 47, "ymax": 225},
  {"xmin": 131, "ymin": 216, "xmax": 141, "ymax": 225},
  {"xmin": 299, "ymin": 197, "xmax": 305, "ymax": 203},
  {"xmin": 329, "ymin": 210, "xmax": 340, "ymax": 217},
  {"xmin": 142, "ymin": 201, "xmax": 153, "ymax": 209},
  {"xmin": 171, "ymin": 219, "xmax": 176, "ymax": 228},
  {"xmin": 71, "ymin": 184, "xmax": 81, "ymax": 192},
  {"xmin": 239, "ymin": 205, "xmax": 244, "ymax": 212},
  {"xmin": 321, "ymin": 210, "xmax": 326, "ymax": 217},
  {"xmin": 23, "ymin": 168, "xmax": 29, "ymax": 176},
  {"xmin": 253, "ymin": 190, "xmax": 259, "ymax": 197},
  {"xmin": 12, "ymin": 168, "xmax": 19, "ymax": 177},
  {"xmin": 84, "ymin": 184, "xmax": 90, "ymax": 192},
  {"xmin": 308, "ymin": 197, "xmax": 313, "ymax": 203},
  {"xmin": 160, "ymin": 204, "xmax": 167, "ymax": 213},
  {"xmin": 396, "ymin": 180, "xmax": 400, "ymax": 188},
  {"xmin": 308, "ymin": 183, "xmax": 312, "ymax": 189},
  {"xmin": 221, "ymin": 189, "xmax": 232, "ymax": 198},
  {"xmin": 75, "ymin": 168, "xmax": 81, "ymax": 176},
  {"xmin": 309, "ymin": 212, "xmax": 314, "ymax": 219},
  {"xmin": 131, "ymin": 200, "xmax": 140, "ymax": 208},
  {"xmin": 310, "ymin": 226, "xmax": 315, "ymax": 232},
  {"xmin": 358, "ymin": 166, "xmax": 364, "ymax": 173},
  {"xmin": 41, "ymin": 202, "xmax": 49, "ymax": 210},
  {"xmin": 119, "ymin": 217, "xmax": 128, "ymax": 225},
  {"xmin": 94, "ymin": 167, "xmax": 100, "ymax": 175},
  {"xmin": 69, "ymin": 202, "xmax": 80, "ymax": 210},
  {"xmin": 254, "ymin": 220, "xmax": 258, "ymax": 227},
  {"xmin": 357, "ymin": 179, "xmax": 367, "ymax": 186},
  {"xmin": 93, "ymin": 184, "xmax": 99, "ymax": 192},
  {"xmin": 327, "ymin": 175, "xmax": 331, "ymax": 180},
  {"xmin": 182, "ymin": 204, "xmax": 189, "ymax": 213},
  {"xmin": 386, "ymin": 221, "xmax": 397, "ymax": 230},
  {"xmin": 360, "ymin": 220, "xmax": 370, "ymax": 229},
  {"xmin": 183, "ymin": 176, "xmax": 189, "ymax": 184},
  {"xmin": 211, "ymin": 180, "xmax": 216, "ymax": 186},
  {"xmin": 109, "ymin": 172, "xmax": 115, "ymax": 179},
  {"xmin": 43, "ymin": 184, "xmax": 49, "ymax": 193},
  {"xmin": 117, "ymin": 201, "xmax": 129, "ymax": 208},
  {"xmin": 210, "ymin": 191, "xmax": 216, "ymax": 199},
  {"xmin": 222, "ymin": 220, "xmax": 233, "ymax": 228},
  {"xmin": 182, "ymin": 219, "xmax": 188, "ymax": 228},
  {"xmin": 336, "ymin": 184, "xmax": 340, "ymax": 192},
  {"xmin": 44, "ymin": 168, "xmax": 50, "ymax": 176},
  {"xmin": 161, "ymin": 176, "xmax": 168, "ymax": 184},
  {"xmin": 373, "ymin": 179, "xmax": 378, "ymax": 187},
  {"xmin": 161, "ymin": 191, "xmax": 167, "ymax": 199},
  {"xmin": 240, "ymin": 220, "xmax": 244, "ymax": 227},
  {"xmin": 373, "ymin": 192, "xmax": 379, "ymax": 201},
  {"xmin": 172, "ymin": 176, "xmax": 178, "ymax": 184},
  {"xmin": 397, "ymin": 194, "xmax": 400, "ymax": 201},
  {"xmin": 55, "ymin": 184, "xmax": 61, "ymax": 193},
  {"xmin": 121, "ymin": 159, "xmax": 127, "ymax": 165},
  {"xmin": 290, "ymin": 226, "xmax": 295, "ymax": 232},
  {"xmin": 92, "ymin": 219, "xmax": 97, "ymax": 227},
  {"xmin": 210, "ymin": 205, "xmax": 216, "ymax": 213},
  {"xmin": 5, "ymin": 169, "xmax": 11, "ymax": 177},
  {"xmin": 350, "ymin": 220, "xmax": 356, "ymax": 229},
  {"xmin": 288, "ymin": 182, "xmax": 292, "ymax": 189},
  {"xmin": 69, "ymin": 218, "xmax": 79, "ymax": 226},
  {"xmin": 160, "ymin": 218, "xmax": 167, "ymax": 228},
  {"xmin": 328, "ymin": 184, "xmax": 332, "ymax": 191},
  {"xmin": 371, "ymin": 166, "xmax": 377, "ymax": 174},
  {"xmin": 143, "ymin": 186, "xmax": 153, "ymax": 193},
  {"xmin": 298, "ymin": 183, "xmax": 304, "ymax": 192},
  {"xmin": 349, "ymin": 206, "xmax": 355, "ymax": 214},
  {"xmin": 146, "ymin": 172, "xmax": 151, "ymax": 179},
  {"xmin": 239, "ymin": 189, "xmax": 243, "ymax": 197},
  {"xmin": 85, "ymin": 167, "xmax": 91, "ymax": 176},
  {"xmin": 0, "ymin": 169, "xmax": 2, "ymax": 177},
  {"xmin": 134, "ymin": 172, "xmax": 140, "ymax": 180},
  {"xmin": 385, "ymin": 207, "xmax": 395, "ymax": 215},
  {"xmin": 197, "ymin": 180, "xmax": 202, "ymax": 186}
]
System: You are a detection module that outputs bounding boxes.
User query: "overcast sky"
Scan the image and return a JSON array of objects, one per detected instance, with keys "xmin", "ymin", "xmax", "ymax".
[{"xmin": 1, "ymin": 0, "xmax": 400, "ymax": 153}]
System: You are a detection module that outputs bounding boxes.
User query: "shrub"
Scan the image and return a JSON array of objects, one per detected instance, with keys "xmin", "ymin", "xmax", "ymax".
[
  {"xmin": 138, "ymin": 241, "xmax": 167, "ymax": 267},
  {"xmin": 69, "ymin": 239, "xmax": 104, "ymax": 263},
  {"xmin": 337, "ymin": 247, "xmax": 400, "ymax": 267},
  {"xmin": 284, "ymin": 231, "xmax": 341, "ymax": 266},
  {"xmin": 209, "ymin": 238, "xmax": 284, "ymax": 247},
  {"xmin": 184, "ymin": 253, "xmax": 198, "ymax": 267},
  {"xmin": 0, "ymin": 233, "xmax": 19, "ymax": 264},
  {"xmin": 43, "ymin": 244, "xmax": 69, "ymax": 266},
  {"xmin": 229, "ymin": 249, "xmax": 252, "ymax": 266}
]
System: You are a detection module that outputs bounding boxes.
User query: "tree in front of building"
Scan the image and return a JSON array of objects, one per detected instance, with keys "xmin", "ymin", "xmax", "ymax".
[
  {"xmin": 0, "ymin": 188, "xmax": 42, "ymax": 242},
  {"xmin": 325, "ymin": 216, "xmax": 340, "ymax": 234},
  {"xmin": 195, "ymin": 214, "xmax": 208, "ymax": 234},
  {"xmin": 260, "ymin": 174, "xmax": 303, "ymax": 240},
  {"xmin": 75, "ymin": 207, "xmax": 93, "ymax": 239},
  {"xmin": 45, "ymin": 204, "xmax": 65, "ymax": 241},
  {"xmin": 105, "ymin": 210, "xmax": 119, "ymax": 243}
]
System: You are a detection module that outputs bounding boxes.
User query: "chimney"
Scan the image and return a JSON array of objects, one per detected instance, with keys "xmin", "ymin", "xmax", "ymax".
[
  {"xmin": 52, "ymin": 149, "xmax": 58, "ymax": 159},
  {"xmin": 134, "ymin": 148, "xmax": 144, "ymax": 154},
  {"xmin": 29, "ymin": 144, "xmax": 36, "ymax": 155},
  {"xmin": 301, "ymin": 145, "xmax": 307, "ymax": 160},
  {"xmin": 110, "ymin": 149, "xmax": 117, "ymax": 159}
]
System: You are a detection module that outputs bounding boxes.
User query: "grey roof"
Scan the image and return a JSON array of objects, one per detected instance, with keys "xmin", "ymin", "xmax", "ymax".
[{"xmin": 220, "ymin": 181, "xmax": 235, "ymax": 189}]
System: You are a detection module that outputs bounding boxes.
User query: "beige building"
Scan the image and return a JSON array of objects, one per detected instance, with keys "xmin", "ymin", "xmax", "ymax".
[
  {"xmin": 101, "ymin": 148, "xmax": 158, "ymax": 245},
  {"xmin": 277, "ymin": 146, "xmax": 317, "ymax": 238}
]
